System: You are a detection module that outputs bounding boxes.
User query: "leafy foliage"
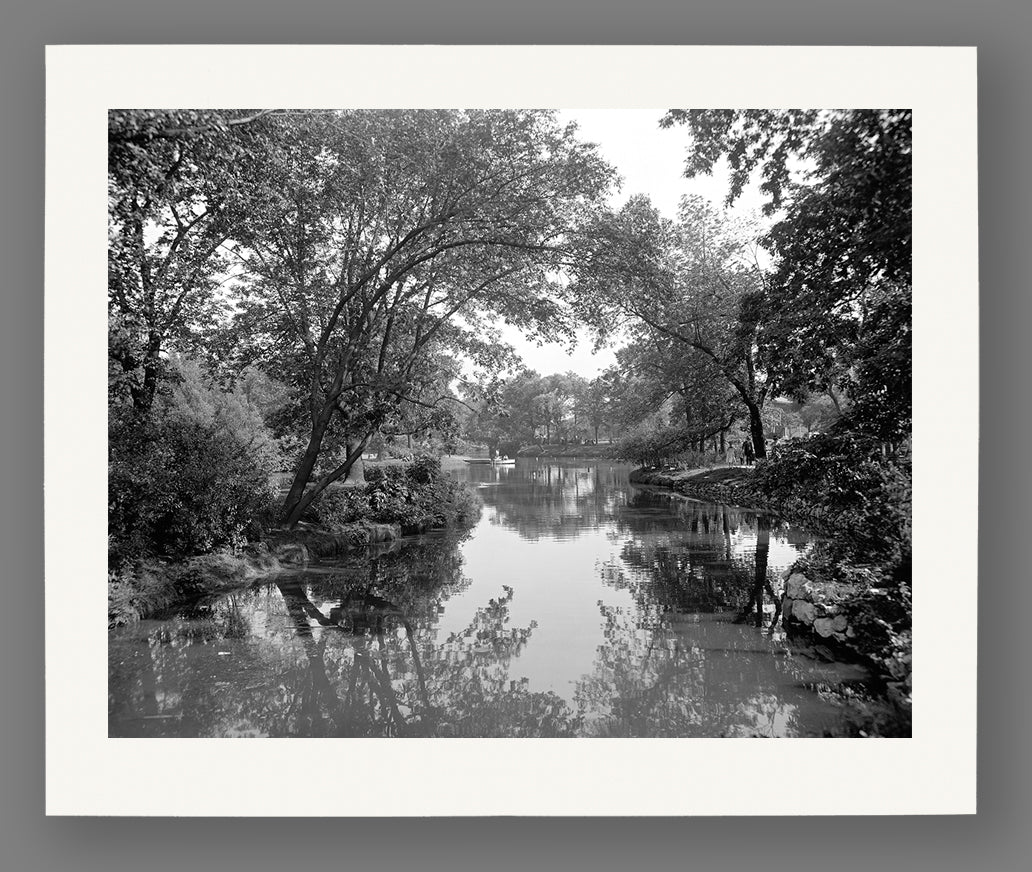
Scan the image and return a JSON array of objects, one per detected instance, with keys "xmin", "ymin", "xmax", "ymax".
[
  {"xmin": 572, "ymin": 194, "xmax": 774, "ymax": 457},
  {"xmin": 755, "ymin": 432, "xmax": 911, "ymax": 566},
  {"xmin": 611, "ymin": 425, "xmax": 720, "ymax": 469},
  {"xmin": 312, "ymin": 455, "xmax": 481, "ymax": 534},
  {"xmin": 661, "ymin": 109, "xmax": 912, "ymax": 443},
  {"xmin": 108, "ymin": 110, "xmax": 278, "ymax": 412},
  {"xmin": 109, "ymin": 359, "xmax": 279, "ymax": 564}
]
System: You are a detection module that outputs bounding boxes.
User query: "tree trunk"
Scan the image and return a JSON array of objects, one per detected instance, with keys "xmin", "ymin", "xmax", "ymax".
[
  {"xmin": 129, "ymin": 332, "xmax": 164, "ymax": 412},
  {"xmin": 282, "ymin": 435, "xmax": 369, "ymax": 528},
  {"xmin": 346, "ymin": 439, "xmax": 366, "ymax": 485},
  {"xmin": 746, "ymin": 401, "xmax": 767, "ymax": 459},
  {"xmin": 281, "ymin": 404, "xmax": 336, "ymax": 525}
]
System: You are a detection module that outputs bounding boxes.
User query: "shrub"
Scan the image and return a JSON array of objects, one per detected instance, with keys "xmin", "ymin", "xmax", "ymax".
[
  {"xmin": 755, "ymin": 431, "xmax": 911, "ymax": 566},
  {"xmin": 109, "ymin": 358, "xmax": 279, "ymax": 564},
  {"xmin": 314, "ymin": 454, "xmax": 483, "ymax": 534},
  {"xmin": 310, "ymin": 487, "xmax": 372, "ymax": 527}
]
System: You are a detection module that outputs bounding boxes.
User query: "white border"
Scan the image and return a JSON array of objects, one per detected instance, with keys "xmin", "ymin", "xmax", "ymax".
[{"xmin": 45, "ymin": 45, "xmax": 978, "ymax": 816}]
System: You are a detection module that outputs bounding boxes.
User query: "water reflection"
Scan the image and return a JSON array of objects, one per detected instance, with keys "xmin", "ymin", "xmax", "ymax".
[
  {"xmin": 469, "ymin": 462, "xmax": 625, "ymax": 540},
  {"xmin": 109, "ymin": 461, "xmax": 867, "ymax": 738}
]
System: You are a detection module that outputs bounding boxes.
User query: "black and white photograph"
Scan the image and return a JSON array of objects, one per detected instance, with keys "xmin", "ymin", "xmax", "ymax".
[
  {"xmin": 40, "ymin": 44, "xmax": 978, "ymax": 816},
  {"xmin": 105, "ymin": 105, "xmax": 912, "ymax": 739}
]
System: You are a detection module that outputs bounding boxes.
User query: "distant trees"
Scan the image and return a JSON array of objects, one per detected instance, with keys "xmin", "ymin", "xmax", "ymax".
[
  {"xmin": 573, "ymin": 375, "xmax": 613, "ymax": 445},
  {"xmin": 461, "ymin": 368, "xmax": 629, "ymax": 451}
]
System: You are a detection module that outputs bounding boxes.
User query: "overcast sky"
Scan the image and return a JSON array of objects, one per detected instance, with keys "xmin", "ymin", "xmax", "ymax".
[{"xmin": 497, "ymin": 108, "xmax": 765, "ymax": 380}]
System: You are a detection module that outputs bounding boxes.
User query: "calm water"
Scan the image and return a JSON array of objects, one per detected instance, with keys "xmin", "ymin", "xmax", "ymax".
[{"xmin": 109, "ymin": 460, "xmax": 868, "ymax": 738}]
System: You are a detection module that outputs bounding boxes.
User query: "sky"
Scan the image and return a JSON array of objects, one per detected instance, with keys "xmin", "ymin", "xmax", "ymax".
[{"xmin": 497, "ymin": 109, "xmax": 766, "ymax": 380}]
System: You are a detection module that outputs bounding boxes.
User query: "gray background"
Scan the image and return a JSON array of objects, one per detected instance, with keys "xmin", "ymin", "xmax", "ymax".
[{"xmin": 2, "ymin": 1, "xmax": 1028, "ymax": 869}]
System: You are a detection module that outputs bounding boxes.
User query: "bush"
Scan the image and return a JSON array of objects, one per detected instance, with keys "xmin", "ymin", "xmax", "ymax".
[
  {"xmin": 310, "ymin": 487, "xmax": 372, "ymax": 527},
  {"xmin": 314, "ymin": 454, "xmax": 482, "ymax": 534},
  {"xmin": 109, "ymin": 415, "xmax": 276, "ymax": 564},
  {"xmin": 755, "ymin": 432, "xmax": 911, "ymax": 566},
  {"xmin": 109, "ymin": 358, "xmax": 279, "ymax": 565}
]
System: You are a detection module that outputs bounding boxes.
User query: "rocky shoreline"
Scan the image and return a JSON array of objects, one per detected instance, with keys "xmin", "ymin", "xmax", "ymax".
[
  {"xmin": 629, "ymin": 464, "xmax": 912, "ymax": 733},
  {"xmin": 628, "ymin": 465, "xmax": 868, "ymax": 651}
]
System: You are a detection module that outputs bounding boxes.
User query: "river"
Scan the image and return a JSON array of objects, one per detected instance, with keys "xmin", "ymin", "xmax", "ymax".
[{"xmin": 108, "ymin": 459, "xmax": 869, "ymax": 738}]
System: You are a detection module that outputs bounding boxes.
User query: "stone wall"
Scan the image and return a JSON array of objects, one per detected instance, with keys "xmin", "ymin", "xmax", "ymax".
[{"xmin": 781, "ymin": 571, "xmax": 855, "ymax": 651}]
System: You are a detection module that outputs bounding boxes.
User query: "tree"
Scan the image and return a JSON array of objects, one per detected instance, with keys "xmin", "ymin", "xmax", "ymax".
[
  {"xmin": 220, "ymin": 110, "xmax": 614, "ymax": 526},
  {"xmin": 107, "ymin": 110, "xmax": 278, "ymax": 412},
  {"xmin": 574, "ymin": 194, "xmax": 774, "ymax": 457},
  {"xmin": 616, "ymin": 330, "xmax": 738, "ymax": 452},
  {"xmin": 573, "ymin": 375, "xmax": 613, "ymax": 444},
  {"xmin": 661, "ymin": 109, "xmax": 912, "ymax": 444}
]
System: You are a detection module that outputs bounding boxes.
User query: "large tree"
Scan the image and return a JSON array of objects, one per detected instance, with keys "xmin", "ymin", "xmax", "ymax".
[
  {"xmin": 107, "ymin": 110, "xmax": 280, "ymax": 413},
  {"xmin": 617, "ymin": 331, "xmax": 739, "ymax": 452},
  {"xmin": 220, "ymin": 110, "xmax": 614, "ymax": 525},
  {"xmin": 661, "ymin": 109, "xmax": 912, "ymax": 443},
  {"xmin": 574, "ymin": 194, "xmax": 774, "ymax": 457}
]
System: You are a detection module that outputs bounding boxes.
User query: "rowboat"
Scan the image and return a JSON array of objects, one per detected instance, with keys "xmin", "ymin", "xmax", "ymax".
[{"xmin": 463, "ymin": 458, "xmax": 517, "ymax": 465}]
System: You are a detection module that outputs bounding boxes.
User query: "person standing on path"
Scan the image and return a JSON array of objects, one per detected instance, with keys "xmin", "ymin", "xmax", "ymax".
[{"xmin": 742, "ymin": 439, "xmax": 755, "ymax": 466}]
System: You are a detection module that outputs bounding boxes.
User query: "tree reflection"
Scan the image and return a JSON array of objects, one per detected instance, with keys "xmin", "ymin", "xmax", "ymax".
[
  {"xmin": 110, "ymin": 534, "xmax": 580, "ymax": 737},
  {"xmin": 732, "ymin": 515, "xmax": 782, "ymax": 630},
  {"xmin": 270, "ymin": 580, "xmax": 580, "ymax": 737},
  {"xmin": 606, "ymin": 495, "xmax": 784, "ymax": 620},
  {"xmin": 109, "ymin": 462, "xmax": 839, "ymax": 739},
  {"xmin": 474, "ymin": 462, "xmax": 626, "ymax": 540},
  {"xmin": 573, "ymin": 601, "xmax": 841, "ymax": 737}
]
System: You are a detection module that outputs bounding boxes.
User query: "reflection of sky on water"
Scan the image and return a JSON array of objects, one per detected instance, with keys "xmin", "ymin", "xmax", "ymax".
[{"xmin": 109, "ymin": 461, "xmax": 866, "ymax": 738}]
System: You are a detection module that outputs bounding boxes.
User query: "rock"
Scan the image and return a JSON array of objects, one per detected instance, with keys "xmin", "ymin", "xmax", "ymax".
[
  {"xmin": 813, "ymin": 617, "xmax": 836, "ymax": 637},
  {"xmin": 791, "ymin": 600, "xmax": 816, "ymax": 624},
  {"xmin": 784, "ymin": 573, "xmax": 810, "ymax": 600},
  {"xmin": 831, "ymin": 614, "xmax": 848, "ymax": 632}
]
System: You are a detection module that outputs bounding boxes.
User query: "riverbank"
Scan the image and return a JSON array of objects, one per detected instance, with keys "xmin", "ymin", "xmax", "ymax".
[
  {"xmin": 107, "ymin": 520, "xmax": 403, "ymax": 628},
  {"xmin": 630, "ymin": 463, "xmax": 912, "ymax": 735},
  {"xmin": 516, "ymin": 443, "xmax": 614, "ymax": 459},
  {"xmin": 629, "ymin": 465, "xmax": 850, "ymax": 540},
  {"xmin": 109, "ymin": 454, "xmax": 483, "ymax": 627}
]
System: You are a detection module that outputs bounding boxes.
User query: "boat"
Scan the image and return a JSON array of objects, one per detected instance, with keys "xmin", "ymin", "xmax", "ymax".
[{"xmin": 463, "ymin": 458, "xmax": 517, "ymax": 465}]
